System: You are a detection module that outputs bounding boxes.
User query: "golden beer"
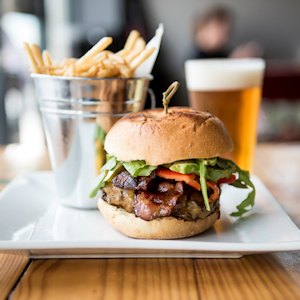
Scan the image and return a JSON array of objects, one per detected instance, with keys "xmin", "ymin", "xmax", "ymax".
[{"xmin": 185, "ymin": 59, "xmax": 265, "ymax": 172}]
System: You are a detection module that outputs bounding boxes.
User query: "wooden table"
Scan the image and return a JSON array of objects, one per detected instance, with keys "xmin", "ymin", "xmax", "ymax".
[{"xmin": 0, "ymin": 143, "xmax": 299, "ymax": 300}]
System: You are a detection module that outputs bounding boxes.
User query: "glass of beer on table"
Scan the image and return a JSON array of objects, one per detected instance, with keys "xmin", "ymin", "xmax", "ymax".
[{"xmin": 185, "ymin": 59, "xmax": 265, "ymax": 172}]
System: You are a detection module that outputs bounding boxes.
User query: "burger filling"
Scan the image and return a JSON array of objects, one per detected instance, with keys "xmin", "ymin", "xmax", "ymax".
[
  {"xmin": 101, "ymin": 170, "xmax": 220, "ymax": 221},
  {"xmin": 89, "ymin": 156, "xmax": 256, "ymax": 218}
]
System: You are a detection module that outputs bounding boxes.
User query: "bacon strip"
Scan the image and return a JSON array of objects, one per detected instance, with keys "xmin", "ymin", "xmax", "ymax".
[{"xmin": 134, "ymin": 182, "xmax": 184, "ymax": 221}]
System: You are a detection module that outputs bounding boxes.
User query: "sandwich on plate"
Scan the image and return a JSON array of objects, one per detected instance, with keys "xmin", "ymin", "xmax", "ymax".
[{"xmin": 89, "ymin": 83, "xmax": 255, "ymax": 239}]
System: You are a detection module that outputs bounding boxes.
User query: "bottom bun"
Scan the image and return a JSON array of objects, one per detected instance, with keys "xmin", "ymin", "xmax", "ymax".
[{"xmin": 98, "ymin": 198, "xmax": 220, "ymax": 239}]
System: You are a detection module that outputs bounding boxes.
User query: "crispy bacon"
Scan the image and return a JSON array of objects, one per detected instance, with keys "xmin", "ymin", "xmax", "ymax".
[
  {"xmin": 105, "ymin": 172, "xmax": 220, "ymax": 221},
  {"xmin": 134, "ymin": 187, "xmax": 184, "ymax": 221},
  {"xmin": 112, "ymin": 171, "xmax": 156, "ymax": 191}
]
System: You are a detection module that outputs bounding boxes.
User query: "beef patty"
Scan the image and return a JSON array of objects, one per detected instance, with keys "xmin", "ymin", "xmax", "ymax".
[{"xmin": 101, "ymin": 171, "xmax": 220, "ymax": 221}]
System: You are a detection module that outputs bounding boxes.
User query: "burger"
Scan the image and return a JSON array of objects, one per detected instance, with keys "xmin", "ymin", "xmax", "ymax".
[{"xmin": 89, "ymin": 107, "xmax": 255, "ymax": 239}]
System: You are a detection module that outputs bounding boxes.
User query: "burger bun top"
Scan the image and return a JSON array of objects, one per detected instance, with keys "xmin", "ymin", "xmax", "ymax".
[{"xmin": 104, "ymin": 107, "xmax": 234, "ymax": 165}]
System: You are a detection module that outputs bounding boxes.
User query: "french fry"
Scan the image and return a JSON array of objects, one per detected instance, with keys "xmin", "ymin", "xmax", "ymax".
[
  {"xmin": 52, "ymin": 61, "xmax": 60, "ymax": 67},
  {"xmin": 42, "ymin": 50, "xmax": 52, "ymax": 66},
  {"xmin": 98, "ymin": 61, "xmax": 105, "ymax": 69},
  {"xmin": 31, "ymin": 44, "xmax": 44, "ymax": 67},
  {"xmin": 77, "ymin": 53, "xmax": 107, "ymax": 73},
  {"xmin": 47, "ymin": 69, "xmax": 65, "ymax": 76},
  {"xmin": 125, "ymin": 37, "xmax": 146, "ymax": 63},
  {"xmin": 108, "ymin": 53, "xmax": 125, "ymax": 64},
  {"xmin": 90, "ymin": 51, "xmax": 109, "ymax": 63},
  {"xmin": 102, "ymin": 59, "xmax": 116, "ymax": 69},
  {"xmin": 117, "ymin": 64, "xmax": 133, "ymax": 78},
  {"xmin": 23, "ymin": 42, "xmax": 39, "ymax": 73},
  {"xmin": 64, "ymin": 64, "xmax": 76, "ymax": 76},
  {"xmin": 76, "ymin": 37, "xmax": 112, "ymax": 68},
  {"xmin": 97, "ymin": 67, "xmax": 119, "ymax": 78},
  {"xmin": 24, "ymin": 29, "xmax": 155, "ymax": 79},
  {"xmin": 114, "ymin": 30, "xmax": 140, "ymax": 58},
  {"xmin": 79, "ymin": 66, "xmax": 97, "ymax": 77},
  {"xmin": 115, "ymin": 49, "xmax": 128, "ymax": 57},
  {"xmin": 70, "ymin": 64, "xmax": 76, "ymax": 76},
  {"xmin": 130, "ymin": 46, "xmax": 155, "ymax": 71},
  {"xmin": 124, "ymin": 30, "xmax": 140, "ymax": 52},
  {"xmin": 61, "ymin": 58, "xmax": 78, "ymax": 67}
]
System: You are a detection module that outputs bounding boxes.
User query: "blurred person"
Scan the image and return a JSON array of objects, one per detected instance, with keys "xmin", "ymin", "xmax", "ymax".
[{"xmin": 193, "ymin": 5, "xmax": 263, "ymax": 59}]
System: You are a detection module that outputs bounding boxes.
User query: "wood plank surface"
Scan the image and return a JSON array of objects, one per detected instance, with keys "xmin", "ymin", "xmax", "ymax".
[
  {"xmin": 10, "ymin": 255, "xmax": 300, "ymax": 300},
  {"xmin": 253, "ymin": 143, "xmax": 300, "ymax": 227},
  {"xmin": 10, "ymin": 258, "xmax": 199, "ymax": 300},
  {"xmin": 0, "ymin": 254, "xmax": 30, "ymax": 300},
  {"xmin": 194, "ymin": 254, "xmax": 300, "ymax": 300}
]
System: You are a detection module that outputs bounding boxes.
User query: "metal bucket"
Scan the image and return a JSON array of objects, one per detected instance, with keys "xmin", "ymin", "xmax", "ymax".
[{"xmin": 32, "ymin": 74, "xmax": 155, "ymax": 208}]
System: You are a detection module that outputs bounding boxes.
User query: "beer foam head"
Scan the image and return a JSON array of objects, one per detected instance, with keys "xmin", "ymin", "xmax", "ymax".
[{"xmin": 185, "ymin": 59, "xmax": 265, "ymax": 91}]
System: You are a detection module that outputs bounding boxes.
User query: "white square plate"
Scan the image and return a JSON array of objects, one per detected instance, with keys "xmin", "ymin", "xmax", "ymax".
[{"xmin": 0, "ymin": 171, "xmax": 299, "ymax": 258}]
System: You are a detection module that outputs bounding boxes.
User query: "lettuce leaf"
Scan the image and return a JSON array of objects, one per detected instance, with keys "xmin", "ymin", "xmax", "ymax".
[
  {"xmin": 89, "ymin": 171, "xmax": 106, "ymax": 198},
  {"xmin": 94, "ymin": 123, "xmax": 106, "ymax": 143},
  {"xmin": 89, "ymin": 156, "xmax": 119, "ymax": 198},
  {"xmin": 89, "ymin": 160, "xmax": 124, "ymax": 198},
  {"xmin": 123, "ymin": 160, "xmax": 157, "ymax": 177},
  {"xmin": 169, "ymin": 158, "xmax": 216, "ymax": 176},
  {"xmin": 100, "ymin": 155, "xmax": 117, "ymax": 172},
  {"xmin": 197, "ymin": 157, "xmax": 217, "ymax": 166},
  {"xmin": 169, "ymin": 161, "xmax": 199, "ymax": 174},
  {"xmin": 104, "ymin": 162, "xmax": 124, "ymax": 181},
  {"xmin": 89, "ymin": 154, "xmax": 256, "ymax": 217}
]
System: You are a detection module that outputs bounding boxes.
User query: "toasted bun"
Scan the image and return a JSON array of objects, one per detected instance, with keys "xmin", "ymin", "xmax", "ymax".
[
  {"xmin": 98, "ymin": 198, "xmax": 220, "ymax": 239},
  {"xmin": 105, "ymin": 107, "xmax": 233, "ymax": 165}
]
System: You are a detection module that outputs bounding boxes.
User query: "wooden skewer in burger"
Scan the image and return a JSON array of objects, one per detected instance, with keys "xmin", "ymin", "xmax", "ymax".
[{"xmin": 89, "ymin": 82, "xmax": 256, "ymax": 239}]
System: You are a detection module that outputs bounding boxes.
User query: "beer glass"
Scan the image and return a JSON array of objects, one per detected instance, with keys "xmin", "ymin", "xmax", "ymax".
[{"xmin": 185, "ymin": 59, "xmax": 265, "ymax": 172}]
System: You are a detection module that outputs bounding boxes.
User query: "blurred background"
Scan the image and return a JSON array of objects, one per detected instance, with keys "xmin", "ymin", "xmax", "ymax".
[{"xmin": 1, "ymin": 0, "xmax": 300, "ymax": 152}]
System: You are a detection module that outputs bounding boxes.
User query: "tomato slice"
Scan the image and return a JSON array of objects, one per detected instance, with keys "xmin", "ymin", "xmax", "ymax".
[
  {"xmin": 206, "ymin": 181, "xmax": 219, "ymax": 202},
  {"xmin": 156, "ymin": 168, "xmax": 201, "ymax": 191},
  {"xmin": 217, "ymin": 174, "xmax": 236, "ymax": 184},
  {"xmin": 186, "ymin": 179, "xmax": 201, "ymax": 191},
  {"xmin": 156, "ymin": 168, "xmax": 220, "ymax": 200},
  {"xmin": 156, "ymin": 168, "xmax": 194, "ymax": 182}
]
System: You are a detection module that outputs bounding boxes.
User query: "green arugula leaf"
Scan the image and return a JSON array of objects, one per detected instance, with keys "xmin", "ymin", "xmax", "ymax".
[
  {"xmin": 197, "ymin": 157, "xmax": 217, "ymax": 166},
  {"xmin": 197, "ymin": 161, "xmax": 210, "ymax": 211},
  {"xmin": 218, "ymin": 158, "xmax": 256, "ymax": 217},
  {"xmin": 230, "ymin": 189, "xmax": 255, "ymax": 217},
  {"xmin": 135, "ymin": 165, "xmax": 158, "ymax": 176},
  {"xmin": 229, "ymin": 180, "xmax": 248, "ymax": 189},
  {"xmin": 104, "ymin": 162, "xmax": 125, "ymax": 181},
  {"xmin": 216, "ymin": 158, "xmax": 233, "ymax": 169},
  {"xmin": 123, "ymin": 160, "xmax": 158, "ymax": 177},
  {"xmin": 100, "ymin": 156, "xmax": 117, "ymax": 172},
  {"xmin": 205, "ymin": 167, "xmax": 233, "ymax": 182},
  {"xmin": 169, "ymin": 161, "xmax": 199, "ymax": 174},
  {"xmin": 94, "ymin": 123, "xmax": 107, "ymax": 143},
  {"xmin": 89, "ymin": 171, "xmax": 106, "ymax": 198}
]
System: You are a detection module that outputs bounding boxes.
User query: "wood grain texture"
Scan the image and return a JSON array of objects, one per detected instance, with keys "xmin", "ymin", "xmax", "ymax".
[
  {"xmin": 0, "ymin": 254, "xmax": 30, "ymax": 300},
  {"xmin": 10, "ymin": 258, "xmax": 199, "ymax": 300},
  {"xmin": 194, "ymin": 254, "xmax": 300, "ymax": 300},
  {"xmin": 253, "ymin": 142, "xmax": 300, "ymax": 227},
  {"xmin": 273, "ymin": 251, "xmax": 300, "ymax": 289}
]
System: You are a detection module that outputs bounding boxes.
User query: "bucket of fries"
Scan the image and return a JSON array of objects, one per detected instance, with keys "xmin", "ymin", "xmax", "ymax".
[{"xmin": 24, "ymin": 27, "xmax": 162, "ymax": 208}]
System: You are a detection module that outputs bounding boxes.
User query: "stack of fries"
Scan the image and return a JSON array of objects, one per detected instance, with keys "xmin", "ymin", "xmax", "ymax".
[{"xmin": 24, "ymin": 30, "xmax": 155, "ymax": 79}]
